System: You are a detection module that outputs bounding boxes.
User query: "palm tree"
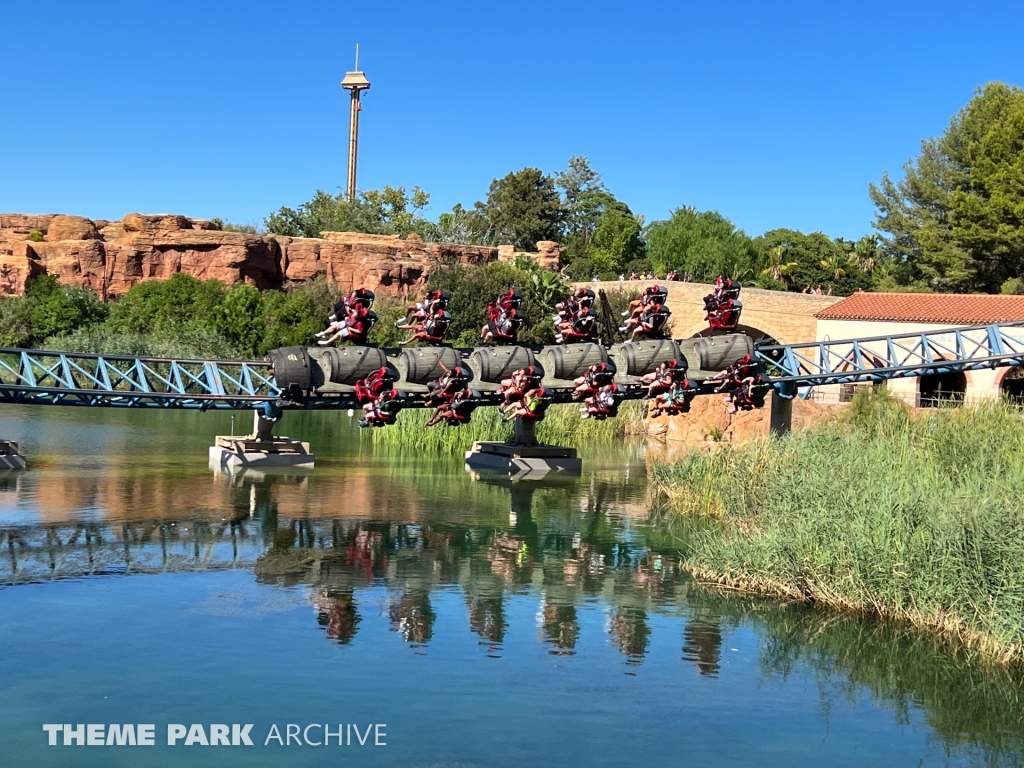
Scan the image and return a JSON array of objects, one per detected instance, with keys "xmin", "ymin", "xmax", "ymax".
[
  {"xmin": 820, "ymin": 253, "xmax": 847, "ymax": 281},
  {"xmin": 762, "ymin": 245, "xmax": 800, "ymax": 286},
  {"xmin": 851, "ymin": 236, "xmax": 879, "ymax": 273}
]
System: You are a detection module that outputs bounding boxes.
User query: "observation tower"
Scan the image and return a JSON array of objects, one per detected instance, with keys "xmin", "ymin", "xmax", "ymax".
[{"xmin": 341, "ymin": 45, "xmax": 371, "ymax": 202}]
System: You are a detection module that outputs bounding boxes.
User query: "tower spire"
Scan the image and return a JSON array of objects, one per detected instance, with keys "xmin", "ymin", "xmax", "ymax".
[{"xmin": 340, "ymin": 45, "xmax": 371, "ymax": 203}]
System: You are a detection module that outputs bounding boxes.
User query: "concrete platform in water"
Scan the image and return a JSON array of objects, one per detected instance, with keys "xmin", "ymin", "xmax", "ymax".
[
  {"xmin": 208, "ymin": 436, "xmax": 315, "ymax": 470},
  {"xmin": 464, "ymin": 441, "xmax": 581, "ymax": 478},
  {"xmin": 0, "ymin": 440, "xmax": 26, "ymax": 470}
]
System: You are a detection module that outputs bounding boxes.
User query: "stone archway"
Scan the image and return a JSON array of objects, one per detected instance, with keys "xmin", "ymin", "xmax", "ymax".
[
  {"xmin": 918, "ymin": 370, "xmax": 967, "ymax": 407},
  {"xmin": 677, "ymin": 322, "xmax": 780, "ymax": 346},
  {"xmin": 999, "ymin": 365, "xmax": 1024, "ymax": 405}
]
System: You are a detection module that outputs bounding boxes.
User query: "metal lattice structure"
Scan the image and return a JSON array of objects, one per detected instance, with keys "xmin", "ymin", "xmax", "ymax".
[
  {"xmin": 0, "ymin": 349, "xmax": 278, "ymax": 409},
  {"xmin": 755, "ymin": 320, "xmax": 1024, "ymax": 388},
  {"xmin": 0, "ymin": 320, "xmax": 1022, "ymax": 412}
]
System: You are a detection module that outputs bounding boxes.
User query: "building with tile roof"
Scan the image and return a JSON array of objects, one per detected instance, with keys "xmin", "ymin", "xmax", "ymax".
[{"xmin": 814, "ymin": 293, "xmax": 1024, "ymax": 407}]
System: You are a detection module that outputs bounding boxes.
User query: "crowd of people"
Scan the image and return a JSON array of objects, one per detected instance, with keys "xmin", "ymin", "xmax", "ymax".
[{"xmin": 314, "ymin": 274, "xmax": 767, "ymax": 429}]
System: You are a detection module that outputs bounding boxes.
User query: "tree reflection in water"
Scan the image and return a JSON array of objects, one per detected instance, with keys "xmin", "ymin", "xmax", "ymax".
[
  {"xmin": 541, "ymin": 602, "xmax": 578, "ymax": 655},
  {"xmin": 8, "ymin": 462, "xmax": 1024, "ymax": 765},
  {"xmin": 682, "ymin": 615, "xmax": 723, "ymax": 677}
]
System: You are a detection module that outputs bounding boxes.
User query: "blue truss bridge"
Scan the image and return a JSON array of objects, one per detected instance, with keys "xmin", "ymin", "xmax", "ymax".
[{"xmin": 0, "ymin": 320, "xmax": 1019, "ymax": 412}]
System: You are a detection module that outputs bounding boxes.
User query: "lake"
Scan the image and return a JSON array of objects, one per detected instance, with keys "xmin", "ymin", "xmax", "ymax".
[{"xmin": 1, "ymin": 405, "xmax": 1022, "ymax": 767}]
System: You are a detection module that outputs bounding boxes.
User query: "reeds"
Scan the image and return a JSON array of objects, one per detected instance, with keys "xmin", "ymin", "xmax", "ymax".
[
  {"xmin": 369, "ymin": 400, "xmax": 648, "ymax": 453},
  {"xmin": 649, "ymin": 389, "xmax": 1024, "ymax": 662}
]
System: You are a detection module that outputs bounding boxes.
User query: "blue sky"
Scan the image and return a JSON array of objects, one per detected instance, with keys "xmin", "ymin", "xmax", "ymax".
[{"xmin": 2, "ymin": 0, "xmax": 1021, "ymax": 240}]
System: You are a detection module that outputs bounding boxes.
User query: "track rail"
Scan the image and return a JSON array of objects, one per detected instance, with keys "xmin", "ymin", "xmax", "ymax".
[
  {"xmin": 1, "ymin": 320, "xmax": 1022, "ymax": 411},
  {"xmin": 755, "ymin": 320, "xmax": 1024, "ymax": 389}
]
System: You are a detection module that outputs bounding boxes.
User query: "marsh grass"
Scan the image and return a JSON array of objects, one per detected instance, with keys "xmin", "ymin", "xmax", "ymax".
[
  {"xmin": 649, "ymin": 389, "xmax": 1024, "ymax": 662},
  {"xmin": 370, "ymin": 400, "xmax": 648, "ymax": 453}
]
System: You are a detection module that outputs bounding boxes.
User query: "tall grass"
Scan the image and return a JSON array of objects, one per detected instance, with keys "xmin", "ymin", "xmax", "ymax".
[
  {"xmin": 370, "ymin": 400, "xmax": 648, "ymax": 453},
  {"xmin": 649, "ymin": 389, "xmax": 1024, "ymax": 662}
]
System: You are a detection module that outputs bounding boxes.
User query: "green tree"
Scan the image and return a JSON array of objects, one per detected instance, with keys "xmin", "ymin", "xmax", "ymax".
[
  {"xmin": 107, "ymin": 274, "xmax": 226, "ymax": 336},
  {"xmin": 555, "ymin": 156, "xmax": 607, "ymax": 262},
  {"xmin": 870, "ymin": 82, "xmax": 1024, "ymax": 292},
  {"xmin": 475, "ymin": 168, "xmax": 564, "ymax": 250},
  {"xmin": 753, "ymin": 229, "xmax": 871, "ymax": 295},
  {"xmin": 590, "ymin": 201, "xmax": 645, "ymax": 275},
  {"xmin": 644, "ymin": 207, "xmax": 757, "ymax": 282},
  {"xmin": 25, "ymin": 275, "xmax": 109, "ymax": 343},
  {"xmin": 761, "ymin": 245, "xmax": 800, "ymax": 287},
  {"xmin": 214, "ymin": 284, "xmax": 263, "ymax": 357},
  {"xmin": 265, "ymin": 186, "xmax": 433, "ymax": 239},
  {"xmin": 427, "ymin": 261, "xmax": 567, "ymax": 346},
  {"xmin": 434, "ymin": 203, "xmax": 489, "ymax": 245}
]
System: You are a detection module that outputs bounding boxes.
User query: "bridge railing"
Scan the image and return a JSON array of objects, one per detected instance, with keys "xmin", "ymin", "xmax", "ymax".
[
  {"xmin": 755, "ymin": 321, "xmax": 1024, "ymax": 388},
  {"xmin": 0, "ymin": 348, "xmax": 279, "ymax": 408}
]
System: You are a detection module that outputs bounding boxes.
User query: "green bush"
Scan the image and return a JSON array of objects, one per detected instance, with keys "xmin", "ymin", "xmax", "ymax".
[
  {"xmin": 649, "ymin": 394, "xmax": 1024, "ymax": 661},
  {"xmin": 426, "ymin": 261, "xmax": 568, "ymax": 346}
]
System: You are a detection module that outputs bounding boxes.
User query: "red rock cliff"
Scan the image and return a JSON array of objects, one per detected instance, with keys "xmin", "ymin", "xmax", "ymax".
[{"xmin": 0, "ymin": 213, "xmax": 559, "ymax": 299}]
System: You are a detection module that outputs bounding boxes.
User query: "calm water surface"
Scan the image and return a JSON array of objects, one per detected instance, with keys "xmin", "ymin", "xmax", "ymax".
[{"xmin": 1, "ymin": 405, "xmax": 1023, "ymax": 767}]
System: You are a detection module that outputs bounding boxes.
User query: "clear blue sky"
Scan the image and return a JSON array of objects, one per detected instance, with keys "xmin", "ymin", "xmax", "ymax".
[{"xmin": 2, "ymin": 0, "xmax": 1021, "ymax": 240}]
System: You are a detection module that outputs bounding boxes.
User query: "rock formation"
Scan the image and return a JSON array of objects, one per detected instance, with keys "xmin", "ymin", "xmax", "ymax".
[
  {"xmin": 646, "ymin": 393, "xmax": 838, "ymax": 451},
  {"xmin": 0, "ymin": 212, "xmax": 560, "ymax": 299}
]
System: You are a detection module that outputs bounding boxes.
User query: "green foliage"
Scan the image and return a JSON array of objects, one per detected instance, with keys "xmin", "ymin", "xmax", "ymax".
[
  {"xmin": 265, "ymin": 186, "xmax": 434, "ymax": 239},
  {"xmin": 590, "ymin": 200, "xmax": 645, "ymax": 274},
  {"xmin": 210, "ymin": 217, "xmax": 261, "ymax": 234},
  {"xmin": 1001, "ymin": 277, "xmax": 1024, "ymax": 295},
  {"xmin": 371, "ymin": 400, "xmax": 647, "ymax": 453},
  {"xmin": 474, "ymin": 167, "xmax": 564, "ymax": 250},
  {"xmin": 870, "ymin": 82, "xmax": 1024, "ymax": 293},
  {"xmin": 214, "ymin": 284, "xmax": 263, "ymax": 355},
  {"xmin": 644, "ymin": 206, "xmax": 758, "ymax": 282},
  {"xmin": 426, "ymin": 261, "xmax": 568, "ymax": 345},
  {"xmin": 27, "ymin": 230, "xmax": 44, "ymax": 242},
  {"xmin": 434, "ymin": 203, "xmax": 489, "ymax": 245},
  {"xmin": 44, "ymin": 326, "xmax": 246, "ymax": 359},
  {"xmin": 650, "ymin": 395, "xmax": 1024, "ymax": 661},
  {"xmin": 752, "ymin": 229, "xmax": 873, "ymax": 295},
  {"xmin": 26, "ymin": 275, "xmax": 109, "ymax": 341},
  {"xmin": 106, "ymin": 274, "xmax": 225, "ymax": 336},
  {"xmin": 0, "ymin": 295, "xmax": 34, "ymax": 347},
  {"xmin": 554, "ymin": 157, "xmax": 646, "ymax": 273}
]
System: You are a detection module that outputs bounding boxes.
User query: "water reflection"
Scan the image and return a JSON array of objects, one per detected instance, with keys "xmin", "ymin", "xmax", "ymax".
[
  {"xmin": 3, "ymin": 437, "xmax": 1024, "ymax": 765},
  {"xmin": 683, "ymin": 615, "xmax": 724, "ymax": 677}
]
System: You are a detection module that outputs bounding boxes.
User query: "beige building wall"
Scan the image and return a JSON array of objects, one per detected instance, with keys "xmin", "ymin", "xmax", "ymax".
[{"xmin": 813, "ymin": 318, "xmax": 1024, "ymax": 405}]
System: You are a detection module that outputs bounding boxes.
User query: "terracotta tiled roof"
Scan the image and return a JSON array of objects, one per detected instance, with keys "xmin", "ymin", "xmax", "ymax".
[{"xmin": 815, "ymin": 292, "xmax": 1024, "ymax": 324}]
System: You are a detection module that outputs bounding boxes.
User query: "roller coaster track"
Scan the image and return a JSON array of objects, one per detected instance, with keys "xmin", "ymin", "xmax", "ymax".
[
  {"xmin": 0, "ymin": 319, "xmax": 1021, "ymax": 411},
  {"xmin": 755, "ymin": 320, "xmax": 1024, "ymax": 391}
]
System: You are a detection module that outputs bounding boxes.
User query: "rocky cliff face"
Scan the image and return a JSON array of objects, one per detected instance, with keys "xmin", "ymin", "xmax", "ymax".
[{"xmin": 0, "ymin": 213, "xmax": 559, "ymax": 299}]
